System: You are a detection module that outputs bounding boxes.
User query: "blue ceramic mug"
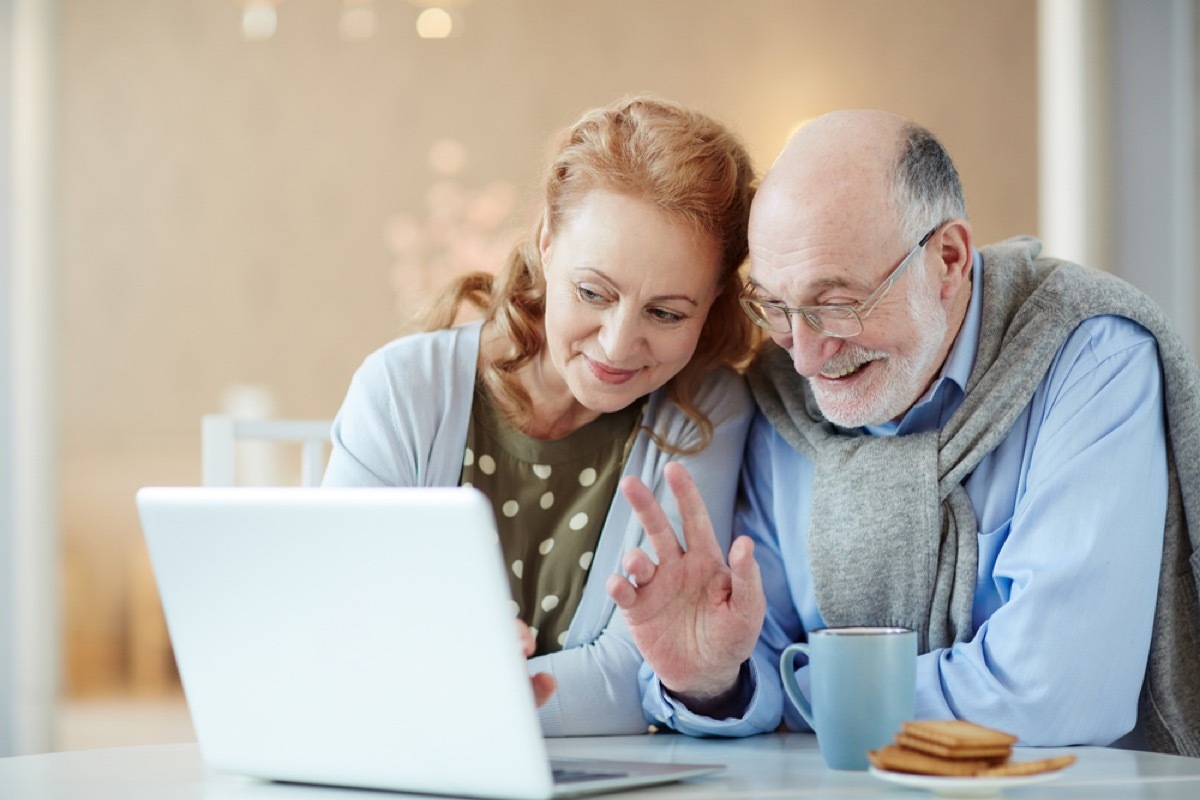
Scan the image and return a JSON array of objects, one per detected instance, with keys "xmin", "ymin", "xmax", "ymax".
[{"xmin": 780, "ymin": 626, "xmax": 917, "ymax": 770}]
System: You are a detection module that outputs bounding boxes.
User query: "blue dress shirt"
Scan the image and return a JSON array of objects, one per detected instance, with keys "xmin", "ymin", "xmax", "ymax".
[{"xmin": 641, "ymin": 252, "xmax": 1168, "ymax": 746}]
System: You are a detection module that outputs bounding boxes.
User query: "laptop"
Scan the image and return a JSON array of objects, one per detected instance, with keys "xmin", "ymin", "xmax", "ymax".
[{"xmin": 135, "ymin": 486, "xmax": 722, "ymax": 799}]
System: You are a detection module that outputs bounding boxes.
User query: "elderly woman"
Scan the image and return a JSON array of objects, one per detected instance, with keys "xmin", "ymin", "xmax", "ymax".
[{"xmin": 323, "ymin": 95, "xmax": 758, "ymax": 735}]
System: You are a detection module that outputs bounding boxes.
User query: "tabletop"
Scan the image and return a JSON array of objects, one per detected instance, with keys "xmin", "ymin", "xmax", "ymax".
[{"xmin": 3, "ymin": 732, "xmax": 1200, "ymax": 799}]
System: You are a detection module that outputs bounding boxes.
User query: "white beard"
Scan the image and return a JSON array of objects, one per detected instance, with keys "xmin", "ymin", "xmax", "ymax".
[{"xmin": 809, "ymin": 276, "xmax": 949, "ymax": 428}]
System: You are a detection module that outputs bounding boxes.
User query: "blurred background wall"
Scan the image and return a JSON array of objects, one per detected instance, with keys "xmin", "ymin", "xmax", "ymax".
[
  {"xmin": 2, "ymin": 0, "xmax": 1196, "ymax": 754},
  {"xmin": 57, "ymin": 0, "xmax": 1040, "ymax": 709}
]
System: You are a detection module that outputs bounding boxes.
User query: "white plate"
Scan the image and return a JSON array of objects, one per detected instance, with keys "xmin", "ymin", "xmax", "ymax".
[{"xmin": 867, "ymin": 766, "xmax": 1066, "ymax": 798}]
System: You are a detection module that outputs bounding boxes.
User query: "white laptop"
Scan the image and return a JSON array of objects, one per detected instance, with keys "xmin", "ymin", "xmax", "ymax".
[{"xmin": 135, "ymin": 486, "xmax": 722, "ymax": 799}]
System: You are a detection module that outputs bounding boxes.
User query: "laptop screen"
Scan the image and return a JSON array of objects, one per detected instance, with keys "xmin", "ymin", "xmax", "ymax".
[{"xmin": 138, "ymin": 486, "xmax": 557, "ymax": 799}]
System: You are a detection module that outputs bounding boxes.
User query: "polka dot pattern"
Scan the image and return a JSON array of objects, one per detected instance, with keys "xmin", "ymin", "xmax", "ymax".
[{"xmin": 460, "ymin": 380, "xmax": 645, "ymax": 657}]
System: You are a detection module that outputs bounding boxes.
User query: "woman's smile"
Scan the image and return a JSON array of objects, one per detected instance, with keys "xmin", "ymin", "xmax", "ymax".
[{"xmin": 584, "ymin": 355, "xmax": 640, "ymax": 385}]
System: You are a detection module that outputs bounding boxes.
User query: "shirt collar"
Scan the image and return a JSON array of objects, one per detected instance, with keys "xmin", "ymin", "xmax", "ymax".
[{"xmin": 864, "ymin": 249, "xmax": 984, "ymax": 437}]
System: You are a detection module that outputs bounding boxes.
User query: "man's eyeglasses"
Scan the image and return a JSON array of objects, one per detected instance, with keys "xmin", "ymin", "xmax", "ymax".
[{"xmin": 739, "ymin": 223, "xmax": 942, "ymax": 338}]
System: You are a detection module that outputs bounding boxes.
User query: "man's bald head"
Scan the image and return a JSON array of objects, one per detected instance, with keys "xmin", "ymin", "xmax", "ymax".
[{"xmin": 753, "ymin": 110, "xmax": 966, "ymax": 253}]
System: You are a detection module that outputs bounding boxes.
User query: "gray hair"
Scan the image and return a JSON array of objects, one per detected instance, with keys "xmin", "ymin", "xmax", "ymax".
[{"xmin": 891, "ymin": 123, "xmax": 967, "ymax": 245}]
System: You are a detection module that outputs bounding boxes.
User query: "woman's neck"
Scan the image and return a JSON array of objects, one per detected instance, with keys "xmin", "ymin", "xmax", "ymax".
[{"xmin": 478, "ymin": 323, "xmax": 600, "ymax": 440}]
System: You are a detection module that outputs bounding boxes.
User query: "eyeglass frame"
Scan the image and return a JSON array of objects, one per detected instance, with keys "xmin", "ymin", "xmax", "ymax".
[{"xmin": 739, "ymin": 222, "xmax": 944, "ymax": 338}]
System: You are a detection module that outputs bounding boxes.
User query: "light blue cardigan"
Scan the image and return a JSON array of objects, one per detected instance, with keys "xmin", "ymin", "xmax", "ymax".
[{"xmin": 323, "ymin": 321, "xmax": 753, "ymax": 735}]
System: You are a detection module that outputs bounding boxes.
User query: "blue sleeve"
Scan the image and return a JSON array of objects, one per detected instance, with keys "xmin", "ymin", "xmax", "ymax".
[
  {"xmin": 322, "ymin": 347, "xmax": 415, "ymax": 487},
  {"xmin": 322, "ymin": 326, "xmax": 477, "ymax": 489},
  {"xmin": 916, "ymin": 318, "xmax": 1167, "ymax": 745}
]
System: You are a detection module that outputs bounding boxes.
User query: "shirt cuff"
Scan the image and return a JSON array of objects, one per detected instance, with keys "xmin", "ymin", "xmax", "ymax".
[{"xmin": 642, "ymin": 657, "xmax": 778, "ymax": 737}]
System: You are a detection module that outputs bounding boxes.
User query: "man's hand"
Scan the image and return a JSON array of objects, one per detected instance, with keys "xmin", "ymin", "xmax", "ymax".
[
  {"xmin": 605, "ymin": 462, "xmax": 765, "ymax": 711},
  {"xmin": 518, "ymin": 620, "xmax": 557, "ymax": 707}
]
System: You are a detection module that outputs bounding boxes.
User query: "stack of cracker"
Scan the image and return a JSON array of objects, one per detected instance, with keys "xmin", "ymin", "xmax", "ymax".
[{"xmin": 868, "ymin": 720, "xmax": 1076, "ymax": 777}]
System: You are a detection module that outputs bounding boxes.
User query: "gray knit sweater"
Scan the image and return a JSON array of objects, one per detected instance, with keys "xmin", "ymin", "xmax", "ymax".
[{"xmin": 747, "ymin": 237, "xmax": 1200, "ymax": 756}]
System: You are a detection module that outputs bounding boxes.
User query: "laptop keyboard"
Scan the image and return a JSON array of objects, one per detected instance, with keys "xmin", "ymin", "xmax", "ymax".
[{"xmin": 552, "ymin": 768, "xmax": 630, "ymax": 784}]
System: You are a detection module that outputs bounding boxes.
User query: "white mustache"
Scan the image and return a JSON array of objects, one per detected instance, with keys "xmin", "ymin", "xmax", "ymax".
[{"xmin": 819, "ymin": 345, "xmax": 888, "ymax": 377}]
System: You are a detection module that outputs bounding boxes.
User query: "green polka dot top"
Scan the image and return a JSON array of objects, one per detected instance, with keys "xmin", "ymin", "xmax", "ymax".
[{"xmin": 460, "ymin": 379, "xmax": 643, "ymax": 656}]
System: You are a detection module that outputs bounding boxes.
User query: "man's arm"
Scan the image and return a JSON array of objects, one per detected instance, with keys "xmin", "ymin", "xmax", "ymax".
[{"xmin": 917, "ymin": 317, "xmax": 1167, "ymax": 744}]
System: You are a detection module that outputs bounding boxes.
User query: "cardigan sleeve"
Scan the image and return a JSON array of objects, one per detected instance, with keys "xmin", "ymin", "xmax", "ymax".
[
  {"xmin": 323, "ymin": 324, "xmax": 479, "ymax": 488},
  {"xmin": 323, "ymin": 344, "xmax": 415, "ymax": 487}
]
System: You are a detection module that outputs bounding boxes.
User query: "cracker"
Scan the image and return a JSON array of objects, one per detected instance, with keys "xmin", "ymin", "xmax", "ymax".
[
  {"xmin": 901, "ymin": 719, "xmax": 1018, "ymax": 749},
  {"xmin": 893, "ymin": 732, "xmax": 1011, "ymax": 761},
  {"xmin": 867, "ymin": 744, "xmax": 1003, "ymax": 777},
  {"xmin": 976, "ymin": 754, "xmax": 1077, "ymax": 778}
]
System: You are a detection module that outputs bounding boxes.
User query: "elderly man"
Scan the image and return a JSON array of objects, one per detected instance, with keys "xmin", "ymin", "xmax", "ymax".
[{"xmin": 607, "ymin": 110, "xmax": 1200, "ymax": 754}]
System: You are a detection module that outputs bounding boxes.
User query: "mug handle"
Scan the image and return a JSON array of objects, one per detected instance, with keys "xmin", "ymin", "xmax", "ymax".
[{"xmin": 780, "ymin": 643, "xmax": 816, "ymax": 729}]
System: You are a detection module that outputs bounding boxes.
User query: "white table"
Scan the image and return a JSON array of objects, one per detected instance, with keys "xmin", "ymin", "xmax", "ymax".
[{"xmin": 3, "ymin": 733, "xmax": 1200, "ymax": 798}]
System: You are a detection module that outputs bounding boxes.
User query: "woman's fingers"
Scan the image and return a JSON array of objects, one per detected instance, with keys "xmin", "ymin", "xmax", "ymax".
[
  {"xmin": 530, "ymin": 672, "xmax": 557, "ymax": 708},
  {"xmin": 516, "ymin": 615, "xmax": 557, "ymax": 708},
  {"xmin": 516, "ymin": 619, "xmax": 536, "ymax": 659}
]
